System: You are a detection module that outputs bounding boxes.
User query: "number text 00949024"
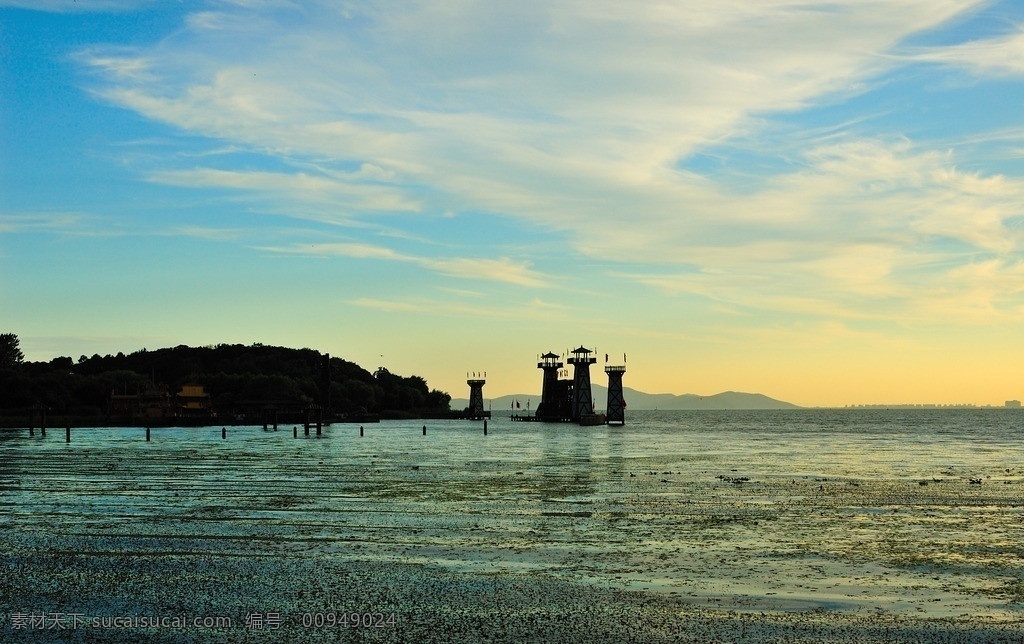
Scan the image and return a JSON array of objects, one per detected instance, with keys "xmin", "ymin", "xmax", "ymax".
[{"xmin": 300, "ymin": 612, "xmax": 397, "ymax": 629}]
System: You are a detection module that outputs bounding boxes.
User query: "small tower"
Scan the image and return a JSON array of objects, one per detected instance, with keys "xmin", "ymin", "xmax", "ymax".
[
  {"xmin": 535, "ymin": 352, "xmax": 564, "ymax": 419},
  {"xmin": 567, "ymin": 346, "xmax": 596, "ymax": 421},
  {"xmin": 605, "ymin": 364, "xmax": 626, "ymax": 425},
  {"xmin": 466, "ymin": 375, "xmax": 488, "ymax": 419}
]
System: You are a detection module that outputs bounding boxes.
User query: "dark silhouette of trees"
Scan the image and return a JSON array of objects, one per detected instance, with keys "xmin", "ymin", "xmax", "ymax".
[
  {"xmin": 0, "ymin": 333, "xmax": 24, "ymax": 369},
  {"xmin": 0, "ymin": 335, "xmax": 451, "ymax": 420}
]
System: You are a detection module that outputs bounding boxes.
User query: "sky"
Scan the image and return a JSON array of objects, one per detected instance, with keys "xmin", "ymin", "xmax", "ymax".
[{"xmin": 3, "ymin": 0, "xmax": 1024, "ymax": 407}]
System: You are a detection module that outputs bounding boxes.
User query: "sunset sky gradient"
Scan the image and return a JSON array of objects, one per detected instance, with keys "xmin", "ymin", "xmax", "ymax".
[{"xmin": 3, "ymin": 0, "xmax": 1024, "ymax": 406}]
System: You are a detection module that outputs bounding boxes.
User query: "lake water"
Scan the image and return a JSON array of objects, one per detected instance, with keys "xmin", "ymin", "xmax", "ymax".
[{"xmin": 1, "ymin": 409, "xmax": 1022, "ymax": 641}]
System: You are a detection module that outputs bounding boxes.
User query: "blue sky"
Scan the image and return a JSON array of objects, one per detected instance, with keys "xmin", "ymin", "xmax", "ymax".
[{"xmin": 4, "ymin": 0, "xmax": 1024, "ymax": 406}]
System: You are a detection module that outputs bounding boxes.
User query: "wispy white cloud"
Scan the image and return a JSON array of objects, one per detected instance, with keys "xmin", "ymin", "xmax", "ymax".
[
  {"xmin": 909, "ymin": 30, "xmax": 1024, "ymax": 76},
  {"xmin": 73, "ymin": 0, "xmax": 1024, "ymax": 325},
  {"xmin": 423, "ymin": 257, "xmax": 549, "ymax": 287},
  {"xmin": 149, "ymin": 168, "xmax": 421, "ymax": 219},
  {"xmin": 258, "ymin": 241, "xmax": 552, "ymax": 287},
  {"xmin": 265, "ymin": 242, "xmax": 414, "ymax": 261},
  {"xmin": 171, "ymin": 226, "xmax": 246, "ymax": 241},
  {"xmin": 0, "ymin": 0, "xmax": 156, "ymax": 12},
  {"xmin": 347, "ymin": 298, "xmax": 422, "ymax": 313},
  {"xmin": 76, "ymin": 51, "xmax": 157, "ymax": 81},
  {"xmin": 437, "ymin": 286, "xmax": 486, "ymax": 298},
  {"xmin": 0, "ymin": 213, "xmax": 85, "ymax": 234},
  {"xmin": 608, "ymin": 132, "xmax": 1024, "ymax": 324},
  {"xmin": 78, "ymin": 1, "xmax": 981, "ymax": 182},
  {"xmin": 919, "ymin": 258, "xmax": 1024, "ymax": 323},
  {"xmin": 349, "ymin": 295, "xmax": 567, "ymax": 320}
]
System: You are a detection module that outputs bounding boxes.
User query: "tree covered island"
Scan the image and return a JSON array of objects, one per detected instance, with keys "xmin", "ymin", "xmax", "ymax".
[{"xmin": 0, "ymin": 334, "xmax": 452, "ymax": 426}]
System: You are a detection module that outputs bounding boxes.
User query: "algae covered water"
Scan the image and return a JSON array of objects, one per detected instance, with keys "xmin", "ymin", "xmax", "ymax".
[{"xmin": 1, "ymin": 409, "xmax": 1022, "ymax": 642}]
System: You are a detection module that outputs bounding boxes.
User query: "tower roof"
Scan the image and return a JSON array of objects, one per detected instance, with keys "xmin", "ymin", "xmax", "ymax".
[
  {"xmin": 571, "ymin": 346, "xmax": 591, "ymax": 354},
  {"xmin": 541, "ymin": 351, "xmax": 560, "ymax": 359}
]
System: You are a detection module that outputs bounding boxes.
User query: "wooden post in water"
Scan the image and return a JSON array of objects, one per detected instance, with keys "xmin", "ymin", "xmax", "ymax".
[
  {"xmin": 273, "ymin": 409, "xmax": 278, "ymax": 431},
  {"xmin": 293, "ymin": 426, "xmax": 298, "ymax": 439},
  {"xmin": 304, "ymin": 410, "xmax": 310, "ymax": 436},
  {"xmin": 422, "ymin": 424, "xmax": 427, "ymax": 436},
  {"xmin": 484, "ymin": 420, "xmax": 488, "ymax": 436},
  {"xmin": 65, "ymin": 424, "xmax": 70, "ymax": 443},
  {"xmin": 146, "ymin": 427, "xmax": 151, "ymax": 442},
  {"xmin": 360, "ymin": 425, "xmax": 364, "ymax": 437},
  {"xmin": 316, "ymin": 408, "xmax": 322, "ymax": 437},
  {"xmin": 221, "ymin": 426, "xmax": 226, "ymax": 440}
]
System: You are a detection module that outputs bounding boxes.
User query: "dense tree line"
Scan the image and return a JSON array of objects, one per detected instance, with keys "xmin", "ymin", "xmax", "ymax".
[{"xmin": 0, "ymin": 334, "xmax": 451, "ymax": 419}]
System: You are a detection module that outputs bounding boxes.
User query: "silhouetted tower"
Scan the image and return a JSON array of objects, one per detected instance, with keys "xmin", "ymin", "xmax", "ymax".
[
  {"xmin": 535, "ymin": 352, "xmax": 564, "ymax": 419},
  {"xmin": 567, "ymin": 346, "xmax": 596, "ymax": 421},
  {"xmin": 605, "ymin": 364, "xmax": 626, "ymax": 425},
  {"xmin": 467, "ymin": 376, "xmax": 486, "ymax": 418}
]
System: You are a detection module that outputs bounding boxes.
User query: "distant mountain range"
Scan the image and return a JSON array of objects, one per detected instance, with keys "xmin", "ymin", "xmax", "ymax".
[{"xmin": 451, "ymin": 385, "xmax": 799, "ymax": 411}]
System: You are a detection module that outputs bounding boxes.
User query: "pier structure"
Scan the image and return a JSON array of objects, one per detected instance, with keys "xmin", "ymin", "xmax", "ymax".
[
  {"xmin": 318, "ymin": 353, "xmax": 332, "ymax": 417},
  {"xmin": 535, "ymin": 352, "xmax": 565, "ymax": 420},
  {"xmin": 27, "ymin": 405, "xmax": 47, "ymax": 436},
  {"xmin": 605, "ymin": 364, "xmax": 626, "ymax": 425},
  {"xmin": 567, "ymin": 346, "xmax": 598, "ymax": 423},
  {"xmin": 465, "ymin": 375, "xmax": 491, "ymax": 420}
]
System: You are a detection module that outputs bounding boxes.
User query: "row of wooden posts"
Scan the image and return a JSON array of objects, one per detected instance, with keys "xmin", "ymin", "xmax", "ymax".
[
  {"xmin": 23, "ymin": 418, "xmax": 490, "ymax": 442},
  {"xmin": 26, "ymin": 424, "xmax": 73, "ymax": 443}
]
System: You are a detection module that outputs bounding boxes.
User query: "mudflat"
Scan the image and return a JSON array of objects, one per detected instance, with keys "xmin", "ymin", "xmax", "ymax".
[{"xmin": 1, "ymin": 412, "xmax": 1022, "ymax": 642}]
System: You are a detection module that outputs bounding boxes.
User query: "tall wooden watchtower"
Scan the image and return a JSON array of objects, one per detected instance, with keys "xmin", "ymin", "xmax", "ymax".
[
  {"xmin": 605, "ymin": 364, "xmax": 626, "ymax": 425},
  {"xmin": 535, "ymin": 352, "xmax": 564, "ymax": 419},
  {"xmin": 567, "ymin": 346, "xmax": 596, "ymax": 421},
  {"xmin": 466, "ymin": 376, "xmax": 487, "ymax": 419}
]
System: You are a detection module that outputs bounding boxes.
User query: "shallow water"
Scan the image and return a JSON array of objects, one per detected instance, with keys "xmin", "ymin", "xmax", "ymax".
[{"xmin": 1, "ymin": 409, "xmax": 1023, "ymax": 641}]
